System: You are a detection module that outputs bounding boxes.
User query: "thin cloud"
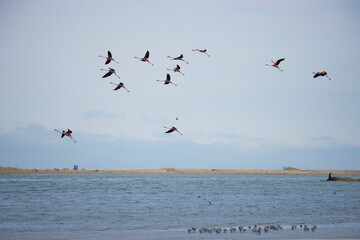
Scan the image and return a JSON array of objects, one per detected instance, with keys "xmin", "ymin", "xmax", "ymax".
[{"xmin": 81, "ymin": 110, "xmax": 121, "ymax": 119}]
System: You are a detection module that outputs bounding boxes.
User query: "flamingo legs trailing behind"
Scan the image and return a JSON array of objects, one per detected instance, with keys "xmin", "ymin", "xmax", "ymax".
[
  {"xmin": 192, "ymin": 49, "xmax": 210, "ymax": 57},
  {"xmin": 101, "ymin": 68, "xmax": 120, "ymax": 79},
  {"xmin": 110, "ymin": 82, "xmax": 130, "ymax": 92},
  {"xmin": 167, "ymin": 65, "xmax": 184, "ymax": 76},
  {"xmin": 54, "ymin": 129, "xmax": 77, "ymax": 143},
  {"xmin": 164, "ymin": 126, "xmax": 182, "ymax": 135},
  {"xmin": 156, "ymin": 73, "xmax": 177, "ymax": 86},
  {"xmin": 265, "ymin": 58, "xmax": 285, "ymax": 72},
  {"xmin": 167, "ymin": 54, "xmax": 189, "ymax": 64},
  {"xmin": 313, "ymin": 71, "xmax": 331, "ymax": 80},
  {"xmin": 98, "ymin": 51, "xmax": 118, "ymax": 64},
  {"xmin": 134, "ymin": 50, "xmax": 154, "ymax": 66}
]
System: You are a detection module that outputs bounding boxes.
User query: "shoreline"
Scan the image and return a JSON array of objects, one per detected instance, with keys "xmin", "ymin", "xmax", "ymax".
[
  {"xmin": 1, "ymin": 167, "xmax": 359, "ymax": 175},
  {"xmin": 2, "ymin": 225, "xmax": 360, "ymax": 240}
]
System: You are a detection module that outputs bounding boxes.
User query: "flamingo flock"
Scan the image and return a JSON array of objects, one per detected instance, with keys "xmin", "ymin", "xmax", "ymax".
[
  {"xmin": 56, "ymin": 46, "xmax": 332, "ymax": 143},
  {"xmin": 97, "ymin": 49, "xmax": 211, "ymax": 138},
  {"xmin": 94, "ymin": 49, "xmax": 211, "ymax": 139}
]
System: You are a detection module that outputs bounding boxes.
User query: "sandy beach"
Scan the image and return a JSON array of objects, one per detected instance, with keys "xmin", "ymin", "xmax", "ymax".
[
  {"xmin": 2, "ymin": 227, "xmax": 360, "ymax": 240},
  {"xmin": 1, "ymin": 166, "xmax": 359, "ymax": 176}
]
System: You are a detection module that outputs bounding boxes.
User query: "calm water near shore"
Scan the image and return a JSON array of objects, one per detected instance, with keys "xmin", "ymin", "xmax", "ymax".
[{"xmin": 1, "ymin": 174, "xmax": 359, "ymax": 239}]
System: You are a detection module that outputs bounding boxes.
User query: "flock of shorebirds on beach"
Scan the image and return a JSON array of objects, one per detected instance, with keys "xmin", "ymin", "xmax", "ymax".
[
  {"xmin": 188, "ymin": 223, "xmax": 317, "ymax": 235},
  {"xmin": 54, "ymin": 48, "xmax": 331, "ymax": 143}
]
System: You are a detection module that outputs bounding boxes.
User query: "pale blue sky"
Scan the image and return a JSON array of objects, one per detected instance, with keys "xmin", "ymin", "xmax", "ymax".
[{"xmin": 0, "ymin": 0, "xmax": 359, "ymax": 170}]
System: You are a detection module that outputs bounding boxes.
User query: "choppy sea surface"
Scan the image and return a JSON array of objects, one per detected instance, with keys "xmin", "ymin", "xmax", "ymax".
[{"xmin": 0, "ymin": 174, "xmax": 359, "ymax": 240}]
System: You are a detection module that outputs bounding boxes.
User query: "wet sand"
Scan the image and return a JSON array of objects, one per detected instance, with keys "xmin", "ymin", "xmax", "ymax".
[
  {"xmin": 2, "ymin": 227, "xmax": 360, "ymax": 240},
  {"xmin": 1, "ymin": 167, "xmax": 359, "ymax": 176}
]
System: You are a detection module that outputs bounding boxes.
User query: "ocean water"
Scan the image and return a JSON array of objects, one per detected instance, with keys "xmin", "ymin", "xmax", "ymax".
[{"xmin": 0, "ymin": 174, "xmax": 359, "ymax": 240}]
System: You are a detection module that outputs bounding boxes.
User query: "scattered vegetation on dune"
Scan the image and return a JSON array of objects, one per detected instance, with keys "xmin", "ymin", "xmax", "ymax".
[{"xmin": 283, "ymin": 166, "xmax": 300, "ymax": 170}]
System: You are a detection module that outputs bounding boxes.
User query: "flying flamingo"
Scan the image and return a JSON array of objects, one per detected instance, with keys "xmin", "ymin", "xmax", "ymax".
[
  {"xmin": 156, "ymin": 73, "xmax": 177, "ymax": 86},
  {"xmin": 167, "ymin": 54, "xmax": 189, "ymax": 64},
  {"xmin": 192, "ymin": 49, "xmax": 210, "ymax": 57},
  {"xmin": 265, "ymin": 58, "xmax": 285, "ymax": 72},
  {"xmin": 98, "ymin": 51, "xmax": 118, "ymax": 64},
  {"xmin": 313, "ymin": 71, "xmax": 331, "ymax": 80},
  {"xmin": 134, "ymin": 50, "xmax": 154, "ymax": 66},
  {"xmin": 110, "ymin": 82, "xmax": 129, "ymax": 92},
  {"xmin": 167, "ymin": 64, "xmax": 184, "ymax": 75},
  {"xmin": 101, "ymin": 68, "xmax": 120, "ymax": 79},
  {"xmin": 54, "ymin": 129, "xmax": 77, "ymax": 143},
  {"xmin": 164, "ymin": 126, "xmax": 182, "ymax": 135}
]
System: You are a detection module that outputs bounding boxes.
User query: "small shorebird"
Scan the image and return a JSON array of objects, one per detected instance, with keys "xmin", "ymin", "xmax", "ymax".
[
  {"xmin": 164, "ymin": 126, "xmax": 182, "ymax": 135},
  {"xmin": 101, "ymin": 68, "xmax": 120, "ymax": 79},
  {"xmin": 54, "ymin": 129, "xmax": 77, "ymax": 143},
  {"xmin": 98, "ymin": 51, "xmax": 118, "ymax": 64},
  {"xmin": 134, "ymin": 50, "xmax": 154, "ymax": 66},
  {"xmin": 110, "ymin": 82, "xmax": 129, "ymax": 92},
  {"xmin": 167, "ymin": 64, "xmax": 184, "ymax": 75},
  {"xmin": 313, "ymin": 71, "xmax": 331, "ymax": 80},
  {"xmin": 156, "ymin": 73, "xmax": 177, "ymax": 86},
  {"xmin": 265, "ymin": 58, "xmax": 285, "ymax": 72},
  {"xmin": 192, "ymin": 49, "xmax": 210, "ymax": 57},
  {"xmin": 167, "ymin": 54, "xmax": 189, "ymax": 64}
]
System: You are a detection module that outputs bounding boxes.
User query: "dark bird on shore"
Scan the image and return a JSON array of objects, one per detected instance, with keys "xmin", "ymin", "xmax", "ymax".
[
  {"xmin": 313, "ymin": 71, "xmax": 331, "ymax": 80},
  {"xmin": 265, "ymin": 58, "xmax": 285, "ymax": 72},
  {"xmin": 98, "ymin": 51, "xmax": 119, "ymax": 64},
  {"xmin": 134, "ymin": 50, "xmax": 154, "ymax": 66}
]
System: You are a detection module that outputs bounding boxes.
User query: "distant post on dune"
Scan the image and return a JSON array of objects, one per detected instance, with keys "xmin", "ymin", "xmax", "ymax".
[{"xmin": 73, "ymin": 165, "xmax": 78, "ymax": 170}]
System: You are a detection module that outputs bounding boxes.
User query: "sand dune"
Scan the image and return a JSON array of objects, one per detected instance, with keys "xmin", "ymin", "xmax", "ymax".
[{"xmin": 1, "ymin": 166, "xmax": 359, "ymax": 176}]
